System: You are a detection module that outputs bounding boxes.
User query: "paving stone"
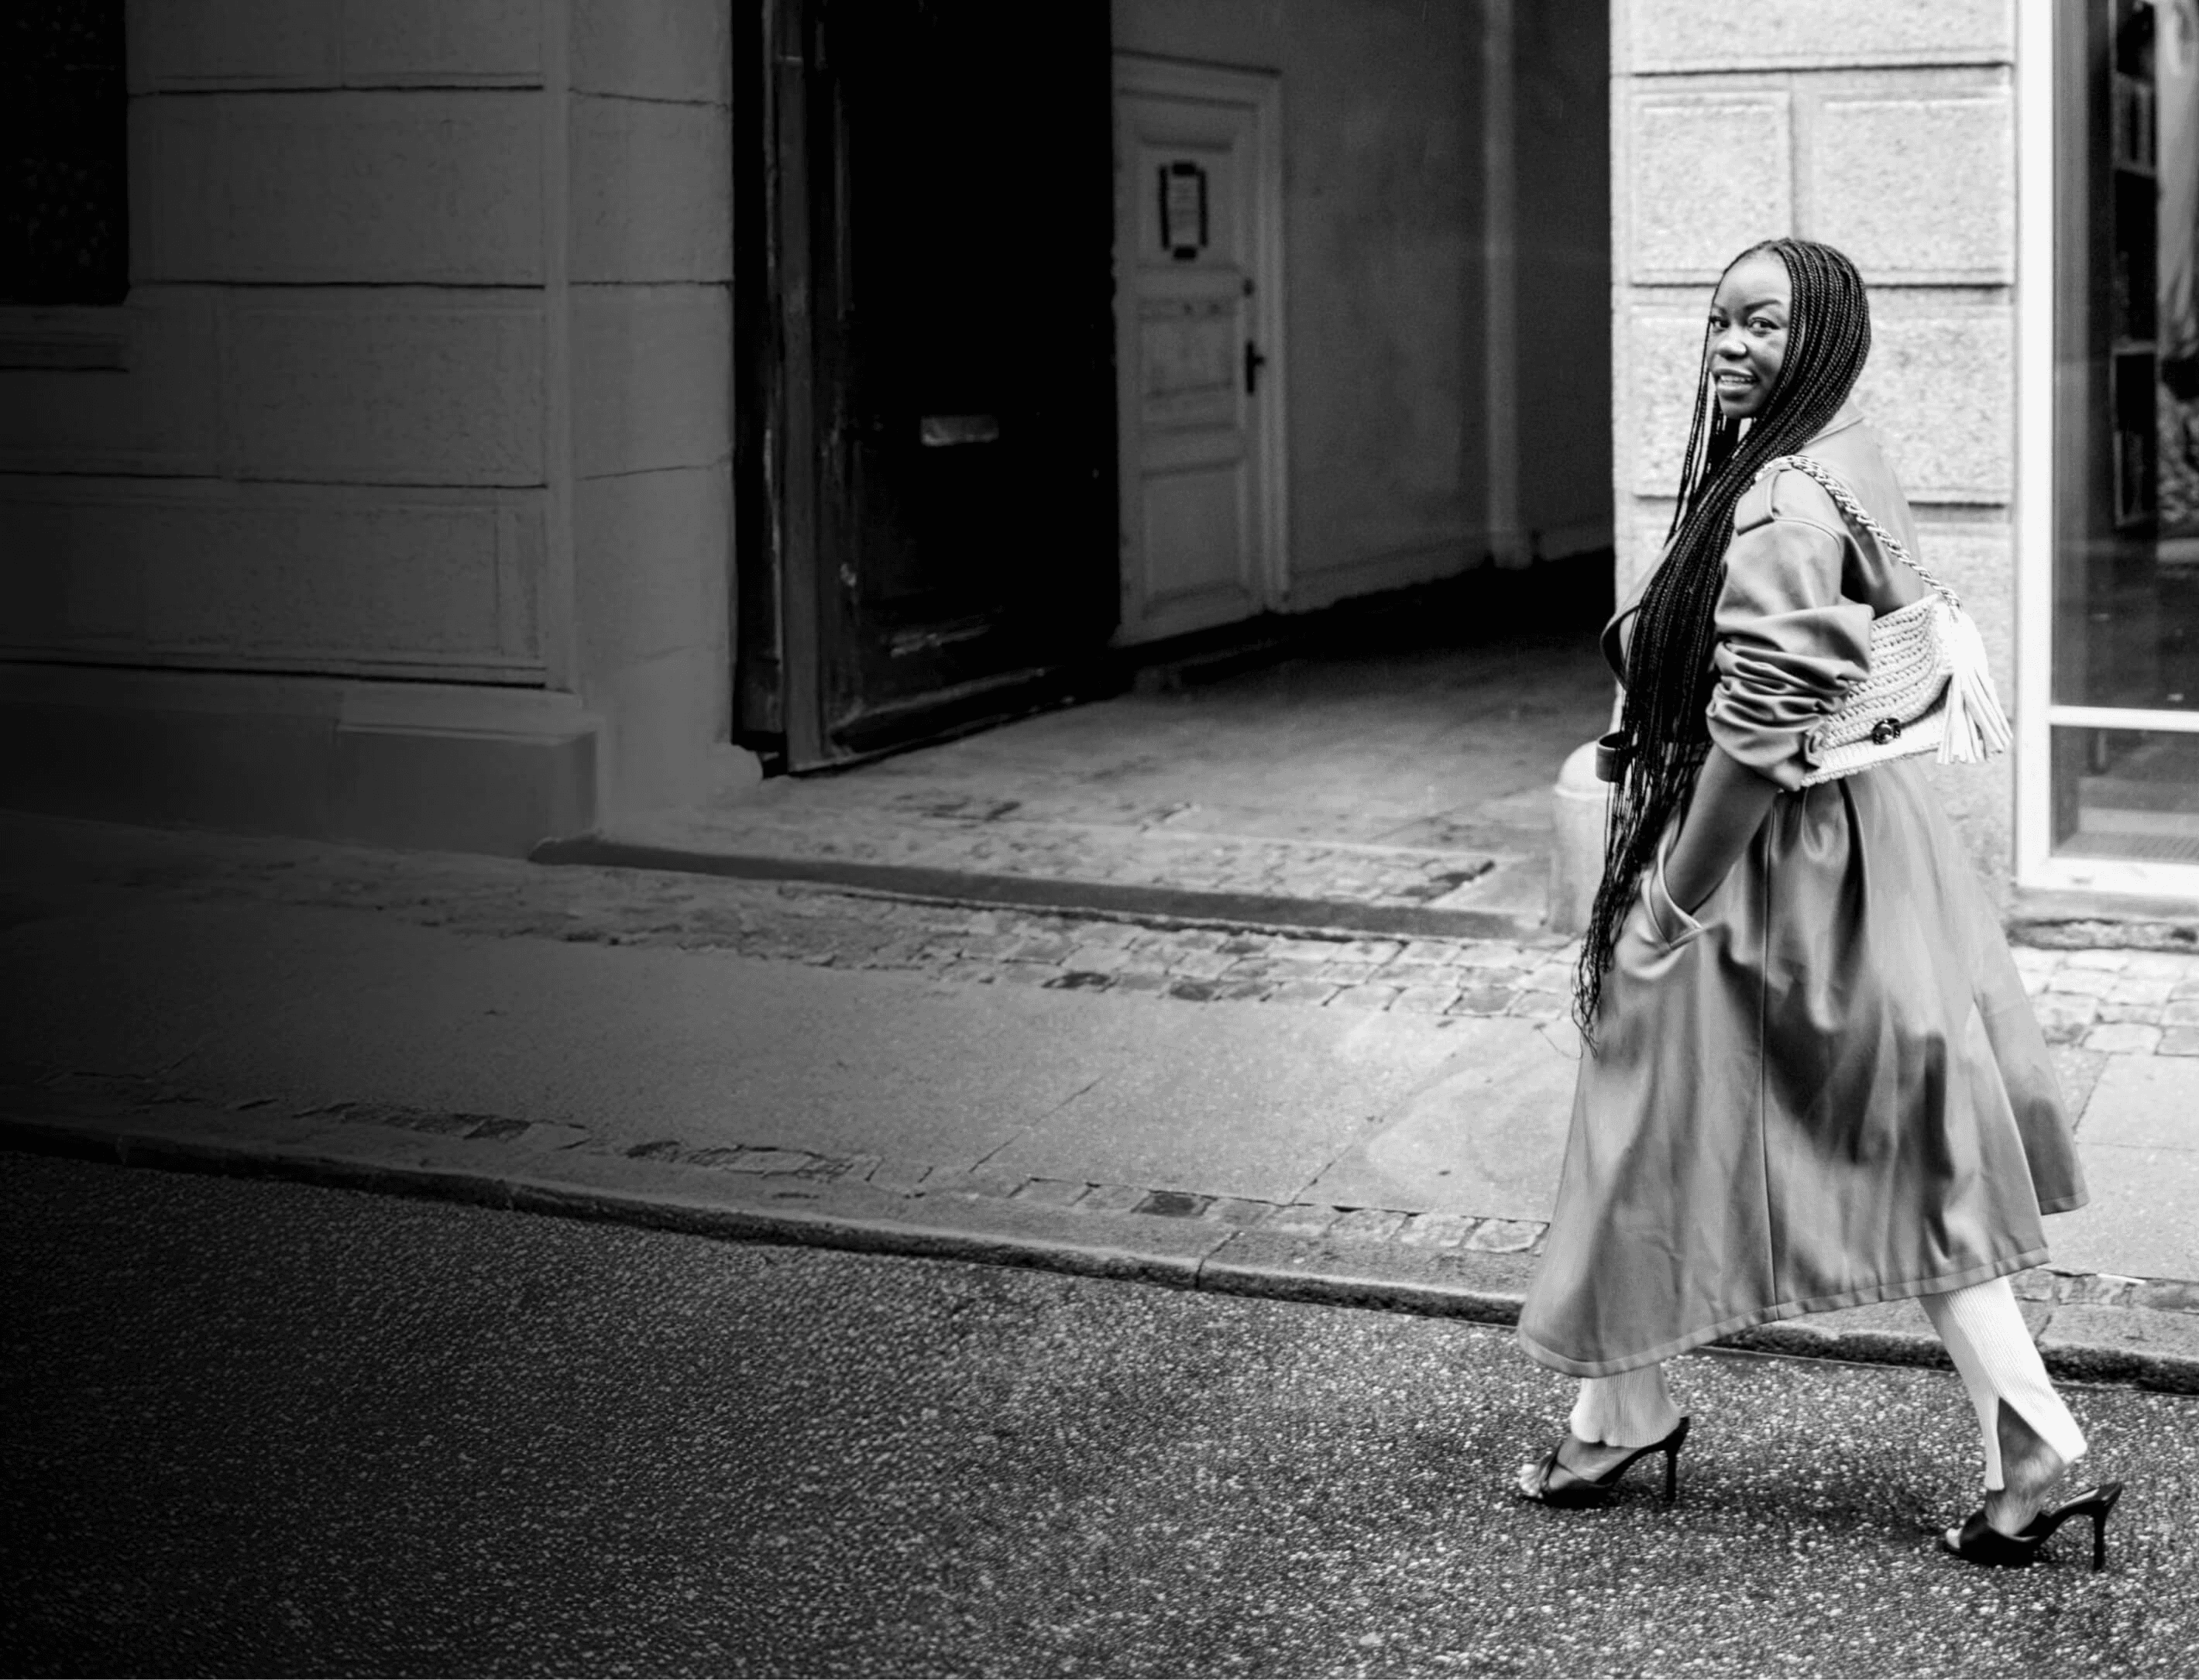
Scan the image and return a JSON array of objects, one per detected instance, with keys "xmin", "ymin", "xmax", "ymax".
[
  {"xmin": 2121, "ymin": 950, "xmax": 2198, "ymax": 977},
  {"xmin": 863, "ymin": 1156, "xmax": 932, "ymax": 1195},
  {"xmin": 1506, "ymin": 992, "xmax": 1569, "ymax": 1022},
  {"xmin": 2064, "ymin": 950, "xmax": 2131, "ymax": 972},
  {"xmin": 2010, "ymin": 947, "xmax": 2063, "ymax": 976},
  {"xmin": 2095, "ymin": 1001, "xmax": 2166, "ymax": 1026},
  {"xmin": 1328, "ymin": 1208, "xmax": 1409, "ymax": 1242},
  {"xmin": 1390, "ymin": 986, "xmax": 1462, "ymax": 1015},
  {"xmin": 1265, "ymin": 980, "xmax": 1341, "ymax": 1008},
  {"xmin": 2105, "ymin": 976, "xmax": 2176, "ymax": 1006},
  {"xmin": 1170, "ymin": 951, "xmax": 1235, "ymax": 981},
  {"xmin": 1105, "ymin": 971, "xmax": 1170, "ymax": 996},
  {"xmin": 2159, "ymin": 1028, "xmax": 2199, "ymax": 1056},
  {"xmin": 1395, "ymin": 1211, "xmax": 1482, "ymax": 1249},
  {"xmin": 934, "ymin": 959, "xmax": 999, "ymax": 985},
  {"xmin": 1062, "ymin": 944, "xmax": 1134, "ymax": 973},
  {"xmin": 1012, "ymin": 1177, "xmax": 1089, "ymax": 1208},
  {"xmin": 1074, "ymin": 1183, "xmax": 1146, "ymax": 1214},
  {"xmin": 1380, "ymin": 960, "xmax": 1455, "ymax": 988},
  {"xmin": 2044, "ymin": 969, "xmax": 2118, "ymax": 998},
  {"xmin": 1259, "ymin": 1201, "xmax": 1342, "ymax": 1239},
  {"xmin": 1325, "ymin": 984, "xmax": 1400, "ymax": 1012},
  {"xmin": 1449, "ymin": 985, "xmax": 1520, "ymax": 1015},
  {"xmin": 918, "ymin": 1167, "xmax": 1026, "ymax": 1201},
  {"xmin": 1134, "ymin": 1188, "xmax": 1214, "ymax": 1218},
  {"xmin": 2161, "ymin": 999, "xmax": 2199, "ymax": 1027},
  {"xmin": 1043, "ymin": 971, "xmax": 1117, "ymax": 993},
  {"xmin": 2082, "ymin": 1022, "xmax": 2163, "ymax": 1055},
  {"xmin": 1520, "ymin": 962, "xmax": 1575, "ymax": 994},
  {"xmin": 1341, "ymin": 940, "xmax": 1406, "ymax": 965},
  {"xmin": 2171, "ymin": 977, "xmax": 2199, "ymax": 1001},
  {"xmin": 1200, "ymin": 1196, "xmax": 1275, "ymax": 1228},
  {"xmin": 2032, "ymin": 995, "xmax": 2100, "ymax": 1043},
  {"xmin": 1465, "ymin": 1218, "xmax": 1545, "ymax": 1252},
  {"xmin": 1211, "ymin": 980, "xmax": 1273, "ymax": 1004}
]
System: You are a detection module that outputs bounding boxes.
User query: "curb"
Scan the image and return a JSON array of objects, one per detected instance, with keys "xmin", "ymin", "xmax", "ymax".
[
  {"xmin": 5, "ymin": 1095, "xmax": 2196, "ymax": 1397},
  {"xmin": 527, "ymin": 835, "xmax": 1555, "ymax": 945}
]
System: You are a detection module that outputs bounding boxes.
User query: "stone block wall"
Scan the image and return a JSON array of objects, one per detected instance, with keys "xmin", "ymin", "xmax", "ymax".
[
  {"xmin": 0, "ymin": 0, "xmax": 741, "ymax": 851},
  {"xmin": 1611, "ymin": 0, "xmax": 2019, "ymax": 892}
]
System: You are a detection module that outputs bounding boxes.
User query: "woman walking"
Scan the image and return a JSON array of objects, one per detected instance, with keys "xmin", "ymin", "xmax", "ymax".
[{"xmin": 1514, "ymin": 237, "xmax": 2124, "ymax": 1568}]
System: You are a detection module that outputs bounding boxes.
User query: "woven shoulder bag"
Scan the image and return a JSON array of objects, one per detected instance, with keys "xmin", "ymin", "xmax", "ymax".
[{"xmin": 1751, "ymin": 454, "xmax": 2012, "ymax": 786}]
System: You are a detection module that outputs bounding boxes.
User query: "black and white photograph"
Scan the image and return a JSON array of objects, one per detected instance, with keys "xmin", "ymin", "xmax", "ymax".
[{"xmin": 3, "ymin": 1, "xmax": 2198, "ymax": 1675}]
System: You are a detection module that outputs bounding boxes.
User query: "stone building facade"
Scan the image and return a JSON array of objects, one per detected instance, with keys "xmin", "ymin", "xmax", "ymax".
[
  {"xmin": 1611, "ymin": 0, "xmax": 2025, "ymax": 892},
  {"xmin": 9, "ymin": 1, "xmax": 2197, "ymax": 921},
  {"xmin": 3, "ymin": 1, "xmax": 744, "ymax": 853}
]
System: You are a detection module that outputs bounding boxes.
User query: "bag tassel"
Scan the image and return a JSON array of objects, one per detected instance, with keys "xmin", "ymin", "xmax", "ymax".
[{"xmin": 1936, "ymin": 606, "xmax": 2012, "ymax": 766}]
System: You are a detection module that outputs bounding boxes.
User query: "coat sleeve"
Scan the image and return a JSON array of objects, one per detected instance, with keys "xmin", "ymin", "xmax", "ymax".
[{"xmin": 1705, "ymin": 514, "xmax": 1874, "ymax": 790}]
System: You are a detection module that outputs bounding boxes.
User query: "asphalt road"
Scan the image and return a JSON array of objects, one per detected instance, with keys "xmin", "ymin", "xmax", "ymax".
[{"xmin": 3, "ymin": 1153, "xmax": 2195, "ymax": 1678}]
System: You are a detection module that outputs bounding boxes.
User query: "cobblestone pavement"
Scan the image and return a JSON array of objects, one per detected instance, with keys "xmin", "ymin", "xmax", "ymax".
[
  {"xmin": 18, "ymin": 822, "xmax": 1581, "ymax": 1021},
  {"xmin": 611, "ymin": 797, "xmax": 1536, "ymax": 914},
  {"xmin": 2014, "ymin": 946, "xmax": 2199, "ymax": 1056},
  {"xmin": 26, "ymin": 819, "xmax": 2199, "ymax": 1056}
]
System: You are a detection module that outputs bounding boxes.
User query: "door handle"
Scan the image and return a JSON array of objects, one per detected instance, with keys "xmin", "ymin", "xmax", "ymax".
[{"xmin": 1244, "ymin": 340, "xmax": 1267, "ymax": 395}]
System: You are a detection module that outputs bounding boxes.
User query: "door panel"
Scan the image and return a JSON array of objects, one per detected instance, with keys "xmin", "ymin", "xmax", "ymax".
[
  {"xmin": 1114, "ymin": 59, "xmax": 1283, "ymax": 644},
  {"xmin": 787, "ymin": 0, "xmax": 1117, "ymax": 765}
]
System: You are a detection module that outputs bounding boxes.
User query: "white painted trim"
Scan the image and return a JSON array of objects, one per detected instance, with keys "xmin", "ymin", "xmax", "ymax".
[
  {"xmin": 1483, "ymin": 0, "xmax": 1523, "ymax": 568},
  {"xmin": 2046, "ymin": 706, "xmax": 2199, "ymax": 734},
  {"xmin": 1112, "ymin": 53, "xmax": 1289, "ymax": 620},
  {"xmin": 538, "ymin": 0, "xmax": 577, "ymax": 699},
  {"xmin": 2013, "ymin": 0, "xmax": 2057, "ymax": 890}
]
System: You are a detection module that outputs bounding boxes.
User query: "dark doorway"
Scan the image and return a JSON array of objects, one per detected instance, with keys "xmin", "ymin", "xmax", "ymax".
[{"xmin": 738, "ymin": 0, "xmax": 1119, "ymax": 770}]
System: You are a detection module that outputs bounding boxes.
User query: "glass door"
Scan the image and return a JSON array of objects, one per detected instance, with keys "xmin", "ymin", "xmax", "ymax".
[{"xmin": 2048, "ymin": 0, "xmax": 2199, "ymax": 878}]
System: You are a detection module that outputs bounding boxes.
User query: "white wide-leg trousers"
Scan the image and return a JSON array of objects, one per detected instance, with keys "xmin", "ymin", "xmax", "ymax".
[{"xmin": 1569, "ymin": 1276, "xmax": 2085, "ymax": 1489}]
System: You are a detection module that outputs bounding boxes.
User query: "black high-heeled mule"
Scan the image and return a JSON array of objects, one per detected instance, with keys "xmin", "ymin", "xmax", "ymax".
[
  {"xmin": 1518, "ymin": 1415, "xmax": 1691, "ymax": 1507},
  {"xmin": 1942, "ymin": 1482, "xmax": 2125, "ymax": 1572}
]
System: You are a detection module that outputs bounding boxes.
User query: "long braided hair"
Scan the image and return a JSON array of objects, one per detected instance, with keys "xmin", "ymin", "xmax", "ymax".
[{"xmin": 1572, "ymin": 238, "xmax": 1874, "ymax": 1039}]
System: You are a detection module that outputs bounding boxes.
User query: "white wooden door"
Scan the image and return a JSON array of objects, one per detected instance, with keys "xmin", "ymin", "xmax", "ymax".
[{"xmin": 1112, "ymin": 57, "xmax": 1285, "ymax": 645}]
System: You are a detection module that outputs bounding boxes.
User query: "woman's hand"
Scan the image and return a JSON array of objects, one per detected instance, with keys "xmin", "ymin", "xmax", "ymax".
[{"xmin": 1661, "ymin": 747, "xmax": 1781, "ymax": 914}]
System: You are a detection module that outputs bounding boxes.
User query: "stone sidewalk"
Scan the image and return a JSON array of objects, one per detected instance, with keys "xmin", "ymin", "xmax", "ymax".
[{"xmin": 2, "ymin": 812, "xmax": 2196, "ymax": 1393}]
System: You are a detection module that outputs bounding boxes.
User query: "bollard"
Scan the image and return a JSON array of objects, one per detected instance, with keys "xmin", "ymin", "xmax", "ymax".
[{"xmin": 1548, "ymin": 737, "xmax": 1610, "ymax": 936}]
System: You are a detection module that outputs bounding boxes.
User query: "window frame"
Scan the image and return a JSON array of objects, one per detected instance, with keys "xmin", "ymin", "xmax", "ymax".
[{"xmin": 2017, "ymin": 0, "xmax": 2199, "ymax": 898}]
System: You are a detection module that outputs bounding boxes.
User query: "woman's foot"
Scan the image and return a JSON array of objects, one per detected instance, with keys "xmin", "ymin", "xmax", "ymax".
[
  {"xmin": 1942, "ymin": 1399, "xmax": 2068, "ymax": 1549},
  {"xmin": 1514, "ymin": 1434, "xmax": 1642, "ymax": 1498},
  {"xmin": 1515, "ymin": 1418, "xmax": 1690, "ymax": 1505}
]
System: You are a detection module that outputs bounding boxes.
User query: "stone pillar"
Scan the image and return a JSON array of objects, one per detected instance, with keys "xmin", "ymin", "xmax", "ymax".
[{"xmin": 1607, "ymin": 0, "xmax": 2020, "ymax": 898}]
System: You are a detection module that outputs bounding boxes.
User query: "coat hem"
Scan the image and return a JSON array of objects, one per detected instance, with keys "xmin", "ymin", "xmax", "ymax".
[{"xmin": 1514, "ymin": 1245, "xmax": 2050, "ymax": 1379}]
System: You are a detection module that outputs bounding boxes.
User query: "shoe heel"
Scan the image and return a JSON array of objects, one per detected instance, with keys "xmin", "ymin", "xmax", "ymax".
[
  {"xmin": 2091, "ymin": 1510, "xmax": 2108, "ymax": 1574},
  {"xmin": 1661, "ymin": 1415, "xmax": 1689, "ymax": 1505}
]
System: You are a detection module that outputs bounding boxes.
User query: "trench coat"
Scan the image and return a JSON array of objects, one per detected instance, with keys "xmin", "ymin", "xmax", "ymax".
[{"xmin": 1517, "ymin": 404, "xmax": 2087, "ymax": 1379}]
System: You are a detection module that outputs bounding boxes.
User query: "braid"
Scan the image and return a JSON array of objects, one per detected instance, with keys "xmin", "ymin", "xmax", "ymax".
[{"xmin": 1572, "ymin": 239, "xmax": 1874, "ymax": 1039}]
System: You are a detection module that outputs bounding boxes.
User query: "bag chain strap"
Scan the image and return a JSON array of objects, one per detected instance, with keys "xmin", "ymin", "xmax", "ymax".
[{"xmin": 1760, "ymin": 455, "xmax": 1961, "ymax": 611}]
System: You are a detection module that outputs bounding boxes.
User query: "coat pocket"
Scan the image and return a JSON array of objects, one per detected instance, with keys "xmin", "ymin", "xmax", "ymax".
[{"xmin": 1641, "ymin": 843, "xmax": 1706, "ymax": 952}]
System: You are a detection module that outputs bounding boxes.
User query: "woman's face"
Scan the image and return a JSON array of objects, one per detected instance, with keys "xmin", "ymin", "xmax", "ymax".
[{"xmin": 1707, "ymin": 253, "xmax": 1790, "ymax": 421}]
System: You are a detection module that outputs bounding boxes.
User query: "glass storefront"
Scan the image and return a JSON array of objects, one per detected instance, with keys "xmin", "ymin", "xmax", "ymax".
[{"xmin": 2054, "ymin": 0, "xmax": 2199, "ymax": 862}]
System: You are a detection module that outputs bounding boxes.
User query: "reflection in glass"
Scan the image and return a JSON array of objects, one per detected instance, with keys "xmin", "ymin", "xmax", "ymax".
[{"xmin": 2052, "ymin": 728, "xmax": 2199, "ymax": 858}]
